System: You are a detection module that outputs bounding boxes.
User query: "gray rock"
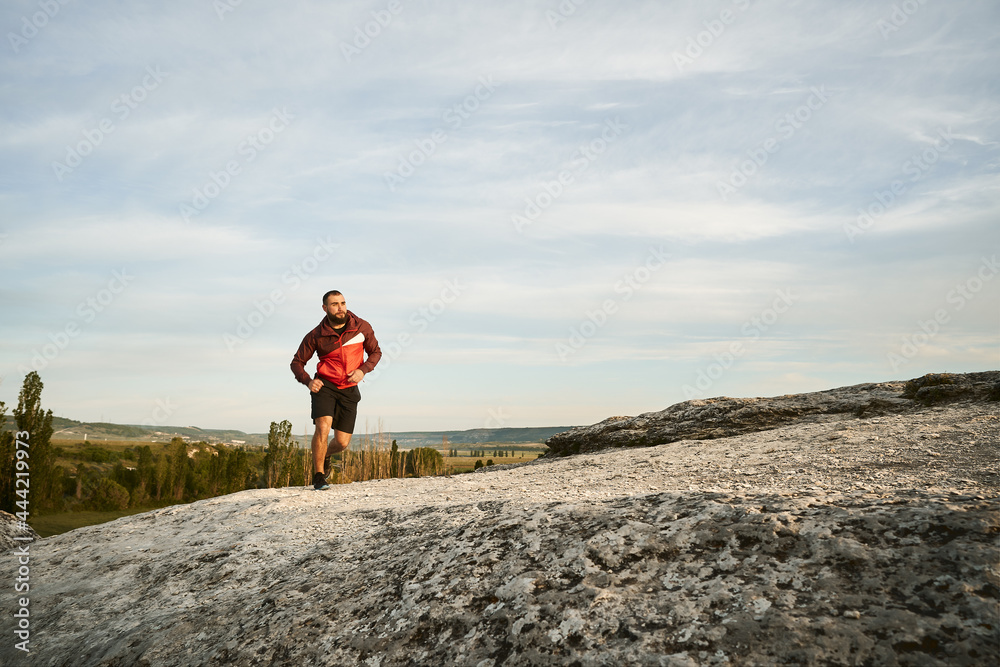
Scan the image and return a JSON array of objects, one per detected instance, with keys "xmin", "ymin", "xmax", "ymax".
[
  {"xmin": 545, "ymin": 371, "xmax": 1000, "ymax": 457},
  {"xmin": 1, "ymin": 376, "xmax": 997, "ymax": 666},
  {"xmin": 0, "ymin": 510, "xmax": 38, "ymax": 551}
]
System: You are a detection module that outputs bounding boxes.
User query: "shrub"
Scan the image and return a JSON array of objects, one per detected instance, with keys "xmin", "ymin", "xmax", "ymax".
[
  {"xmin": 86, "ymin": 478, "xmax": 130, "ymax": 511},
  {"xmin": 406, "ymin": 447, "xmax": 444, "ymax": 477}
]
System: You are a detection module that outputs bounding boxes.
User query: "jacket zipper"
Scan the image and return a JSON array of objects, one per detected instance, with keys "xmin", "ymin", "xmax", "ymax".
[{"xmin": 335, "ymin": 322, "xmax": 359, "ymax": 384}]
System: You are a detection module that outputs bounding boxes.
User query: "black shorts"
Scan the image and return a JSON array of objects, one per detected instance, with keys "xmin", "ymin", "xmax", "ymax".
[{"xmin": 310, "ymin": 379, "xmax": 361, "ymax": 433}]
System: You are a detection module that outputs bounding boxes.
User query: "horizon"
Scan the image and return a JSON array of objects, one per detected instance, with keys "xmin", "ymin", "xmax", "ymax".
[
  {"xmin": 40, "ymin": 414, "xmax": 580, "ymax": 437},
  {"xmin": 10, "ymin": 368, "xmax": 996, "ymax": 438},
  {"xmin": 2, "ymin": 1, "xmax": 997, "ymax": 434}
]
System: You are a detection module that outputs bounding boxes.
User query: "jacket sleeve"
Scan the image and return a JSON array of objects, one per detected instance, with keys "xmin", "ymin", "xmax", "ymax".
[
  {"xmin": 290, "ymin": 329, "xmax": 317, "ymax": 385},
  {"xmin": 358, "ymin": 321, "xmax": 382, "ymax": 374}
]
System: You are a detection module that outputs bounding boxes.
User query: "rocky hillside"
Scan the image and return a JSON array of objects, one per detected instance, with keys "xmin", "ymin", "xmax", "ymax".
[
  {"xmin": 545, "ymin": 371, "xmax": 1000, "ymax": 456},
  {"xmin": 2, "ymin": 373, "xmax": 997, "ymax": 666}
]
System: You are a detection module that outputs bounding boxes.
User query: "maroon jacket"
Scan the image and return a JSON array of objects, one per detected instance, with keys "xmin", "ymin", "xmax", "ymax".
[{"xmin": 290, "ymin": 310, "xmax": 382, "ymax": 389}]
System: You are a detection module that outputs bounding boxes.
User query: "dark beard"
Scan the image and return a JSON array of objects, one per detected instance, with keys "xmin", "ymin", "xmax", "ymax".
[{"xmin": 327, "ymin": 313, "xmax": 347, "ymax": 327}]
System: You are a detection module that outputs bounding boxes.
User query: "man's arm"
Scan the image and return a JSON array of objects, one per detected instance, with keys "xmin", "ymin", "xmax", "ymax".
[
  {"xmin": 290, "ymin": 329, "xmax": 317, "ymax": 386},
  {"xmin": 358, "ymin": 321, "xmax": 382, "ymax": 374}
]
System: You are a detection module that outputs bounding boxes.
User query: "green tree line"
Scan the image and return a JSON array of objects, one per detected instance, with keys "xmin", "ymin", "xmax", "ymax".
[
  {"xmin": 0, "ymin": 374, "xmax": 457, "ymax": 517},
  {"xmin": 0, "ymin": 374, "xmax": 308, "ymax": 514},
  {"xmin": 469, "ymin": 449, "xmax": 519, "ymax": 458}
]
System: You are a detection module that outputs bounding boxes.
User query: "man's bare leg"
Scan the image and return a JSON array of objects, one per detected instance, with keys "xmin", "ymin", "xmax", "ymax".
[
  {"xmin": 323, "ymin": 430, "xmax": 353, "ymax": 472},
  {"xmin": 329, "ymin": 429, "xmax": 353, "ymax": 456},
  {"xmin": 312, "ymin": 416, "xmax": 333, "ymax": 475}
]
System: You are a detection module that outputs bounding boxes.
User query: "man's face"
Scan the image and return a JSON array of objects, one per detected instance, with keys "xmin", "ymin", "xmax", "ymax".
[{"xmin": 323, "ymin": 294, "xmax": 347, "ymax": 325}]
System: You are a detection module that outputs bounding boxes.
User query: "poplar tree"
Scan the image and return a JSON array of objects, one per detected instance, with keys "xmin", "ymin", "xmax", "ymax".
[
  {"xmin": 14, "ymin": 372, "xmax": 59, "ymax": 511},
  {"xmin": 264, "ymin": 420, "xmax": 294, "ymax": 488},
  {"xmin": 0, "ymin": 401, "xmax": 15, "ymax": 513},
  {"xmin": 169, "ymin": 438, "xmax": 189, "ymax": 500}
]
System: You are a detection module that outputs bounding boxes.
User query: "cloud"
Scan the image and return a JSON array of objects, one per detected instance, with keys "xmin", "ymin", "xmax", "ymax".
[{"xmin": 1, "ymin": 0, "xmax": 997, "ymax": 431}]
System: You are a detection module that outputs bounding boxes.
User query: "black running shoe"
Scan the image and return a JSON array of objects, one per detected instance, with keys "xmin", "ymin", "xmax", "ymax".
[{"xmin": 313, "ymin": 472, "xmax": 330, "ymax": 490}]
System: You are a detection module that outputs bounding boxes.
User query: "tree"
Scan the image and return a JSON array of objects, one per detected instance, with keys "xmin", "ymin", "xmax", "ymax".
[
  {"xmin": 86, "ymin": 478, "xmax": 130, "ymax": 511},
  {"xmin": 14, "ymin": 372, "xmax": 59, "ymax": 511},
  {"xmin": 133, "ymin": 445, "xmax": 156, "ymax": 502},
  {"xmin": 405, "ymin": 447, "xmax": 444, "ymax": 477},
  {"xmin": 169, "ymin": 438, "xmax": 189, "ymax": 501},
  {"xmin": 110, "ymin": 461, "xmax": 139, "ymax": 494},
  {"xmin": 390, "ymin": 440, "xmax": 401, "ymax": 478},
  {"xmin": 224, "ymin": 447, "xmax": 254, "ymax": 493},
  {"xmin": 153, "ymin": 447, "xmax": 172, "ymax": 501},
  {"xmin": 0, "ymin": 401, "xmax": 15, "ymax": 513},
  {"xmin": 264, "ymin": 420, "xmax": 302, "ymax": 488}
]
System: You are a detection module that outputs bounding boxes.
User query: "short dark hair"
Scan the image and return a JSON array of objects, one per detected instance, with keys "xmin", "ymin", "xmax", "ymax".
[{"xmin": 322, "ymin": 290, "xmax": 343, "ymax": 304}]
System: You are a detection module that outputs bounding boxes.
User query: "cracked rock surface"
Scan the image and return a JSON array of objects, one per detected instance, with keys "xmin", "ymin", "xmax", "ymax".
[{"xmin": 1, "ymin": 374, "xmax": 997, "ymax": 666}]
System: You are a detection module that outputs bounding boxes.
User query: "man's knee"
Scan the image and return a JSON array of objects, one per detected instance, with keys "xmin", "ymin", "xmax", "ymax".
[{"xmin": 330, "ymin": 430, "xmax": 352, "ymax": 452}]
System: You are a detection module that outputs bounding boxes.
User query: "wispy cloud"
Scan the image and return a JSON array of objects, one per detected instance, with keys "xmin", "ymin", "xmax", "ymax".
[{"xmin": 1, "ymin": 0, "xmax": 997, "ymax": 432}]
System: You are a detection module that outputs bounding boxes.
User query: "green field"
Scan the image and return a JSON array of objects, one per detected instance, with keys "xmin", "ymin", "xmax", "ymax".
[
  {"xmin": 444, "ymin": 451, "xmax": 543, "ymax": 473},
  {"xmin": 29, "ymin": 507, "xmax": 166, "ymax": 537}
]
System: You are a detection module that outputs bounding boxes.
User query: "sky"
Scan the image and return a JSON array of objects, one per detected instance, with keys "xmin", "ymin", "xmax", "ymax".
[{"xmin": 1, "ymin": 0, "xmax": 997, "ymax": 436}]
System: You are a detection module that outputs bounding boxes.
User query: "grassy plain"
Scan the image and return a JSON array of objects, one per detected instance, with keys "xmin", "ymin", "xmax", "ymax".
[
  {"xmin": 443, "ymin": 447, "xmax": 545, "ymax": 473},
  {"xmin": 30, "ymin": 508, "xmax": 164, "ymax": 537}
]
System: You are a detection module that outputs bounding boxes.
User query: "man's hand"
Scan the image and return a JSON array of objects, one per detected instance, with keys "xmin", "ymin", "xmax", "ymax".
[
  {"xmin": 347, "ymin": 369, "xmax": 365, "ymax": 384},
  {"xmin": 309, "ymin": 378, "xmax": 323, "ymax": 393}
]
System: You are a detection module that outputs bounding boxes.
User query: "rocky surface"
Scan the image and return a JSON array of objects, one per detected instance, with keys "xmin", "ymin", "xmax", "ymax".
[
  {"xmin": 1, "ymin": 373, "xmax": 998, "ymax": 666},
  {"xmin": 544, "ymin": 371, "xmax": 1000, "ymax": 457},
  {"xmin": 0, "ymin": 510, "xmax": 39, "ymax": 551}
]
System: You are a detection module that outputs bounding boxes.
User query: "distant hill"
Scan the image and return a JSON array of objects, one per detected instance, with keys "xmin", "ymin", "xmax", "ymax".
[
  {"xmin": 0, "ymin": 415, "xmax": 272, "ymax": 447},
  {"xmin": 3, "ymin": 416, "xmax": 574, "ymax": 450},
  {"xmin": 386, "ymin": 427, "xmax": 574, "ymax": 449}
]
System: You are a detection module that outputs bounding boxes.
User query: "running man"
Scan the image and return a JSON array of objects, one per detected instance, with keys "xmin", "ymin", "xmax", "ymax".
[{"xmin": 291, "ymin": 290, "xmax": 382, "ymax": 490}]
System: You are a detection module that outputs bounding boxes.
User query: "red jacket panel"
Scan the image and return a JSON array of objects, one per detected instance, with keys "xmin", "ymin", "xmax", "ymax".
[{"xmin": 290, "ymin": 311, "xmax": 382, "ymax": 389}]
